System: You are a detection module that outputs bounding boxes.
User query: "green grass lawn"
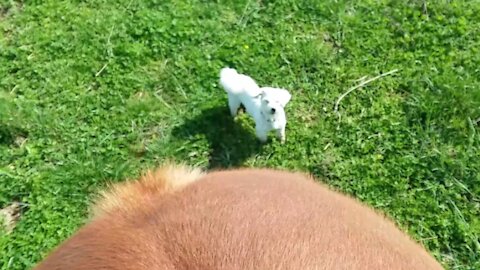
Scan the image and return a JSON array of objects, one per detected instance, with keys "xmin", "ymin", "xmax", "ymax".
[{"xmin": 1, "ymin": 0, "xmax": 479, "ymax": 269}]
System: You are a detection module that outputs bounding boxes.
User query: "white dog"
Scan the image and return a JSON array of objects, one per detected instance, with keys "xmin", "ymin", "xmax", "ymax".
[{"xmin": 219, "ymin": 67, "xmax": 291, "ymax": 143}]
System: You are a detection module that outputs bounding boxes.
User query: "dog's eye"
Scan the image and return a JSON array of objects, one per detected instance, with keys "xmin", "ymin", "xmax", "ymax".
[{"xmin": 263, "ymin": 100, "xmax": 269, "ymax": 104}]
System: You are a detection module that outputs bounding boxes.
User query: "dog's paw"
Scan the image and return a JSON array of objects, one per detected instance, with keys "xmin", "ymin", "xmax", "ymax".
[
  {"xmin": 258, "ymin": 138, "xmax": 268, "ymax": 144},
  {"xmin": 256, "ymin": 134, "xmax": 268, "ymax": 143}
]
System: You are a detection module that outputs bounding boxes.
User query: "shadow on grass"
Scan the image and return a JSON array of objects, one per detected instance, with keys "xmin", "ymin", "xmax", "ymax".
[{"xmin": 171, "ymin": 106, "xmax": 263, "ymax": 169}]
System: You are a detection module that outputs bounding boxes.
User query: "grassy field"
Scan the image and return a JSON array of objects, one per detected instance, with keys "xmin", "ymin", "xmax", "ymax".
[{"xmin": 1, "ymin": 0, "xmax": 479, "ymax": 269}]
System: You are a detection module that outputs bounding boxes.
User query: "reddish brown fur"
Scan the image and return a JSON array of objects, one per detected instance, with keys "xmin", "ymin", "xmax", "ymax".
[{"xmin": 34, "ymin": 166, "xmax": 443, "ymax": 270}]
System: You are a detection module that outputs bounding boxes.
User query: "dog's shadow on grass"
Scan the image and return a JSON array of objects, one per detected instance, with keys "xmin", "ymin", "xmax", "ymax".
[{"xmin": 171, "ymin": 106, "xmax": 263, "ymax": 169}]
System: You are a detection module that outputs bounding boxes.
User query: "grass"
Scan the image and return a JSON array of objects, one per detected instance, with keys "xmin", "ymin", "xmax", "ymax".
[{"xmin": 0, "ymin": 0, "xmax": 479, "ymax": 269}]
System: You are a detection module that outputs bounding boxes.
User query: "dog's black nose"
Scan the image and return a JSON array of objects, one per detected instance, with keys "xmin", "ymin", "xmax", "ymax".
[{"xmin": 271, "ymin": 108, "xmax": 276, "ymax": 114}]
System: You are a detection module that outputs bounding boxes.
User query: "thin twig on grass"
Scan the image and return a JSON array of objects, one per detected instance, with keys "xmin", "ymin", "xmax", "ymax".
[
  {"xmin": 422, "ymin": 1, "xmax": 428, "ymax": 16},
  {"xmin": 95, "ymin": 25, "xmax": 115, "ymax": 77},
  {"xmin": 154, "ymin": 90, "xmax": 173, "ymax": 109},
  {"xmin": 95, "ymin": 63, "xmax": 109, "ymax": 77},
  {"xmin": 420, "ymin": 236, "xmax": 437, "ymax": 242},
  {"xmin": 334, "ymin": 69, "xmax": 399, "ymax": 117},
  {"xmin": 95, "ymin": 0, "xmax": 133, "ymax": 77},
  {"xmin": 237, "ymin": 0, "xmax": 253, "ymax": 28}
]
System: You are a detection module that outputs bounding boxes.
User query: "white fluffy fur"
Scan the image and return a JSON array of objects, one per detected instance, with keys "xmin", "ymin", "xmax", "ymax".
[{"xmin": 219, "ymin": 67, "xmax": 291, "ymax": 143}]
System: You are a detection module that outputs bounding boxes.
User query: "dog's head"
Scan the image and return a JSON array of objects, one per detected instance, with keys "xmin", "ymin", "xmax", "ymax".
[
  {"xmin": 258, "ymin": 90, "xmax": 289, "ymax": 125},
  {"xmin": 259, "ymin": 87, "xmax": 291, "ymax": 112},
  {"xmin": 260, "ymin": 94, "xmax": 282, "ymax": 117},
  {"xmin": 259, "ymin": 87, "xmax": 291, "ymax": 106}
]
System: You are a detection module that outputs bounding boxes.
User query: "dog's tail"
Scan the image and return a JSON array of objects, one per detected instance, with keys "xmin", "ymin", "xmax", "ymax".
[
  {"xmin": 219, "ymin": 67, "xmax": 260, "ymax": 96},
  {"xmin": 91, "ymin": 164, "xmax": 204, "ymax": 218}
]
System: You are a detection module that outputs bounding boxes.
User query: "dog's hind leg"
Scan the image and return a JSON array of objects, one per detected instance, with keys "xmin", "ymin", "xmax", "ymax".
[{"xmin": 227, "ymin": 94, "xmax": 241, "ymax": 117}]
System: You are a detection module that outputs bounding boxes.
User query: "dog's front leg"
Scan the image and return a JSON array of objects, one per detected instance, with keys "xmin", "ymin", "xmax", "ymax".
[
  {"xmin": 227, "ymin": 95, "xmax": 241, "ymax": 117},
  {"xmin": 255, "ymin": 126, "xmax": 268, "ymax": 143},
  {"xmin": 276, "ymin": 127, "xmax": 285, "ymax": 143}
]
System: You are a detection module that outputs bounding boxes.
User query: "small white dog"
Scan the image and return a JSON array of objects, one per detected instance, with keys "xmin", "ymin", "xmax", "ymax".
[{"xmin": 219, "ymin": 67, "xmax": 291, "ymax": 143}]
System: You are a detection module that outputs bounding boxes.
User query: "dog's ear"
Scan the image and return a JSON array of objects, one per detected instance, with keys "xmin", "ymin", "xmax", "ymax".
[
  {"xmin": 254, "ymin": 91, "xmax": 267, "ymax": 99},
  {"xmin": 277, "ymin": 89, "xmax": 292, "ymax": 107}
]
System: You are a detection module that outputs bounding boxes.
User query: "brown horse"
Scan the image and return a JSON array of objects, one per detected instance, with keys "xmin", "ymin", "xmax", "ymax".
[{"xmin": 34, "ymin": 164, "xmax": 443, "ymax": 270}]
